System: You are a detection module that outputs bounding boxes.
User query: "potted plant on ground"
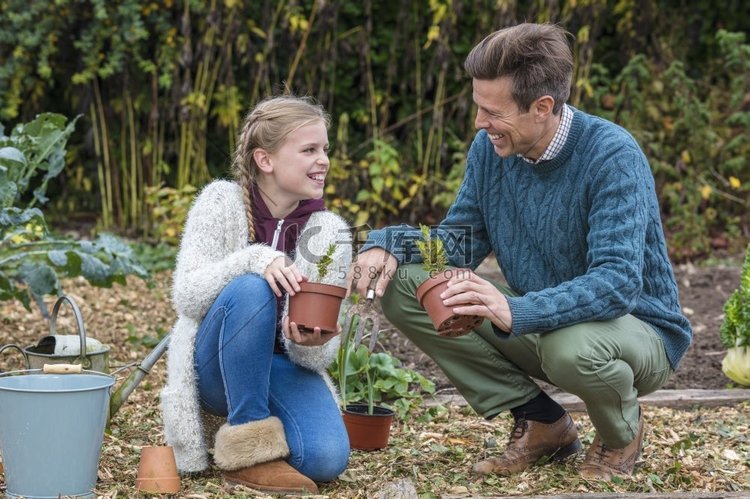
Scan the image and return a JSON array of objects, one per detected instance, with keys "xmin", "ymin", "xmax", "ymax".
[
  {"xmin": 414, "ymin": 224, "xmax": 483, "ymax": 337},
  {"xmin": 336, "ymin": 301, "xmax": 394, "ymax": 450},
  {"xmin": 288, "ymin": 243, "xmax": 347, "ymax": 333},
  {"xmin": 719, "ymin": 243, "xmax": 750, "ymax": 387},
  {"xmin": 332, "ymin": 300, "xmax": 436, "ymax": 450}
]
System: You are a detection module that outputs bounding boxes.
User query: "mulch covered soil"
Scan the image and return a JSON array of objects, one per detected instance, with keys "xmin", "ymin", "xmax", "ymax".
[{"xmin": 0, "ymin": 259, "xmax": 748, "ymax": 497}]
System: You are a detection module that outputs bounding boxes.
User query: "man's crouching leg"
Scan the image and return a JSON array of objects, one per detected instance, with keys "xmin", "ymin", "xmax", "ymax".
[{"xmin": 381, "ymin": 265, "xmax": 581, "ymax": 474}]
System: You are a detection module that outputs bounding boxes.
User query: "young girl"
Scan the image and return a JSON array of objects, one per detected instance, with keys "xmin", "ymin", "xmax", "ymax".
[{"xmin": 160, "ymin": 95, "xmax": 352, "ymax": 495}]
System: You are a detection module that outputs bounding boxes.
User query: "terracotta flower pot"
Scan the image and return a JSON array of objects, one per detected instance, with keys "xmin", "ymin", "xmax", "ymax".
[
  {"xmin": 342, "ymin": 404, "xmax": 394, "ymax": 450},
  {"xmin": 415, "ymin": 270, "xmax": 484, "ymax": 337},
  {"xmin": 288, "ymin": 281, "xmax": 347, "ymax": 334},
  {"xmin": 135, "ymin": 445, "xmax": 181, "ymax": 494}
]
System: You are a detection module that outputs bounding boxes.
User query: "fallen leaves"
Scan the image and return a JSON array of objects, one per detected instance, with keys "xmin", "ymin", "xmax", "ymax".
[{"xmin": 0, "ymin": 272, "xmax": 748, "ymax": 497}]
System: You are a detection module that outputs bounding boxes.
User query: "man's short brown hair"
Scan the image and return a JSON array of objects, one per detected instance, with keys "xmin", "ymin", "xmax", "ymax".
[{"xmin": 464, "ymin": 23, "xmax": 574, "ymax": 115}]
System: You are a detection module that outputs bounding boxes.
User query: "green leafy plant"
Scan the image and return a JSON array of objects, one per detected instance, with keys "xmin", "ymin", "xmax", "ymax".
[
  {"xmin": 0, "ymin": 113, "xmax": 148, "ymax": 313},
  {"xmin": 316, "ymin": 243, "xmax": 337, "ymax": 280},
  {"xmin": 330, "ymin": 296, "xmax": 435, "ymax": 418},
  {"xmin": 719, "ymin": 243, "xmax": 750, "ymax": 386},
  {"xmin": 415, "ymin": 223, "xmax": 447, "ymax": 274},
  {"xmin": 130, "ymin": 241, "xmax": 178, "ymax": 274}
]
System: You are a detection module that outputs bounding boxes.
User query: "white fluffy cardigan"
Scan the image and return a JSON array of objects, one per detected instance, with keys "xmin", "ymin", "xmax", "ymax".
[{"xmin": 160, "ymin": 180, "xmax": 352, "ymax": 472}]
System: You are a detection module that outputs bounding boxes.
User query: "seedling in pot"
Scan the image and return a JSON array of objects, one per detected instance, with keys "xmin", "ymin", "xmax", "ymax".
[
  {"xmin": 288, "ymin": 243, "xmax": 346, "ymax": 334},
  {"xmin": 414, "ymin": 224, "xmax": 484, "ymax": 337},
  {"xmin": 315, "ymin": 243, "xmax": 337, "ymax": 280},
  {"xmin": 415, "ymin": 224, "xmax": 447, "ymax": 276}
]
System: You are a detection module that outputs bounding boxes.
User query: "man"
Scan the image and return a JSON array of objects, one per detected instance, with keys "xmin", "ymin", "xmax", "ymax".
[{"xmin": 351, "ymin": 23, "xmax": 692, "ymax": 480}]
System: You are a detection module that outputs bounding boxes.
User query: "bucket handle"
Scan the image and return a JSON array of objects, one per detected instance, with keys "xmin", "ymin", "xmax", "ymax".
[
  {"xmin": 42, "ymin": 363, "xmax": 83, "ymax": 374},
  {"xmin": 0, "ymin": 365, "xmax": 106, "ymax": 378},
  {"xmin": 0, "ymin": 344, "xmax": 30, "ymax": 370},
  {"xmin": 49, "ymin": 295, "xmax": 90, "ymax": 369}
]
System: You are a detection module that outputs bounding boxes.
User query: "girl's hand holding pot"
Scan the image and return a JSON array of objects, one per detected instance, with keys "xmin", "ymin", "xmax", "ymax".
[
  {"xmin": 282, "ymin": 317, "xmax": 340, "ymax": 346},
  {"xmin": 265, "ymin": 256, "xmax": 303, "ymax": 297}
]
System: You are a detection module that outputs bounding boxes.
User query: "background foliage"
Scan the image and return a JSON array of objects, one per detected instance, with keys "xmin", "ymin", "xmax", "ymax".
[
  {"xmin": 1, "ymin": 0, "xmax": 748, "ymax": 260},
  {"xmin": 0, "ymin": 113, "xmax": 147, "ymax": 313}
]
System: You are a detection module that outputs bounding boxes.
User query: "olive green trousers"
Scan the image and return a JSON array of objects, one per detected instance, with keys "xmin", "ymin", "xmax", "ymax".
[{"xmin": 381, "ymin": 264, "xmax": 672, "ymax": 447}]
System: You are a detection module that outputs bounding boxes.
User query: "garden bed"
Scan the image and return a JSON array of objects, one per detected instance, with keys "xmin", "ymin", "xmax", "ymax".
[{"xmin": 0, "ymin": 258, "xmax": 748, "ymax": 497}]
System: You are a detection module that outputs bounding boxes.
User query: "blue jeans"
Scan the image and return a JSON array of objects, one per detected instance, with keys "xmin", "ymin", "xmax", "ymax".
[{"xmin": 194, "ymin": 273, "xmax": 349, "ymax": 481}]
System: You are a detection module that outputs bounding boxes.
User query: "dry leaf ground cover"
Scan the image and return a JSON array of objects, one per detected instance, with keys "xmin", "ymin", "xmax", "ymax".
[{"xmin": 0, "ymin": 271, "xmax": 749, "ymax": 498}]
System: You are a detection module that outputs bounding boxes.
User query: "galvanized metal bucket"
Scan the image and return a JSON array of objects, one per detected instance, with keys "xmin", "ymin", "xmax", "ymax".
[
  {"xmin": 0, "ymin": 295, "xmax": 110, "ymax": 373},
  {"xmin": 0, "ymin": 364, "xmax": 114, "ymax": 499}
]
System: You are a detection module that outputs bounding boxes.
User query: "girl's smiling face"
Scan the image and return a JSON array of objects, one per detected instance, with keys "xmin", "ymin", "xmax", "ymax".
[{"xmin": 255, "ymin": 119, "xmax": 330, "ymax": 217}]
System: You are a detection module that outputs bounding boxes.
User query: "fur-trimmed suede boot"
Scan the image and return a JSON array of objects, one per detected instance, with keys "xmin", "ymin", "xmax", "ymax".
[{"xmin": 213, "ymin": 416, "xmax": 318, "ymax": 495}]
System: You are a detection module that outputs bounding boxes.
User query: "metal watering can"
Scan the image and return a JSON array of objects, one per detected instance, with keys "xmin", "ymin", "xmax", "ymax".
[
  {"xmin": 0, "ymin": 295, "xmax": 110, "ymax": 373},
  {"xmin": 0, "ymin": 294, "xmax": 170, "ymax": 417}
]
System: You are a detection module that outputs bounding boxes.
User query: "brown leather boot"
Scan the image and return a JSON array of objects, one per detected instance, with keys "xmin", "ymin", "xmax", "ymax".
[
  {"xmin": 472, "ymin": 413, "xmax": 581, "ymax": 476},
  {"xmin": 224, "ymin": 458, "xmax": 319, "ymax": 494},
  {"xmin": 579, "ymin": 412, "xmax": 645, "ymax": 480}
]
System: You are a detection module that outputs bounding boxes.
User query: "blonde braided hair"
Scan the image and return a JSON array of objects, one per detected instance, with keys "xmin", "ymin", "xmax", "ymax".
[{"xmin": 232, "ymin": 95, "xmax": 330, "ymax": 242}]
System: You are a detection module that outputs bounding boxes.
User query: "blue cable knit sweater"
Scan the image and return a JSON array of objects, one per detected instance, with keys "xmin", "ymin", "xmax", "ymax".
[{"xmin": 365, "ymin": 109, "xmax": 692, "ymax": 370}]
